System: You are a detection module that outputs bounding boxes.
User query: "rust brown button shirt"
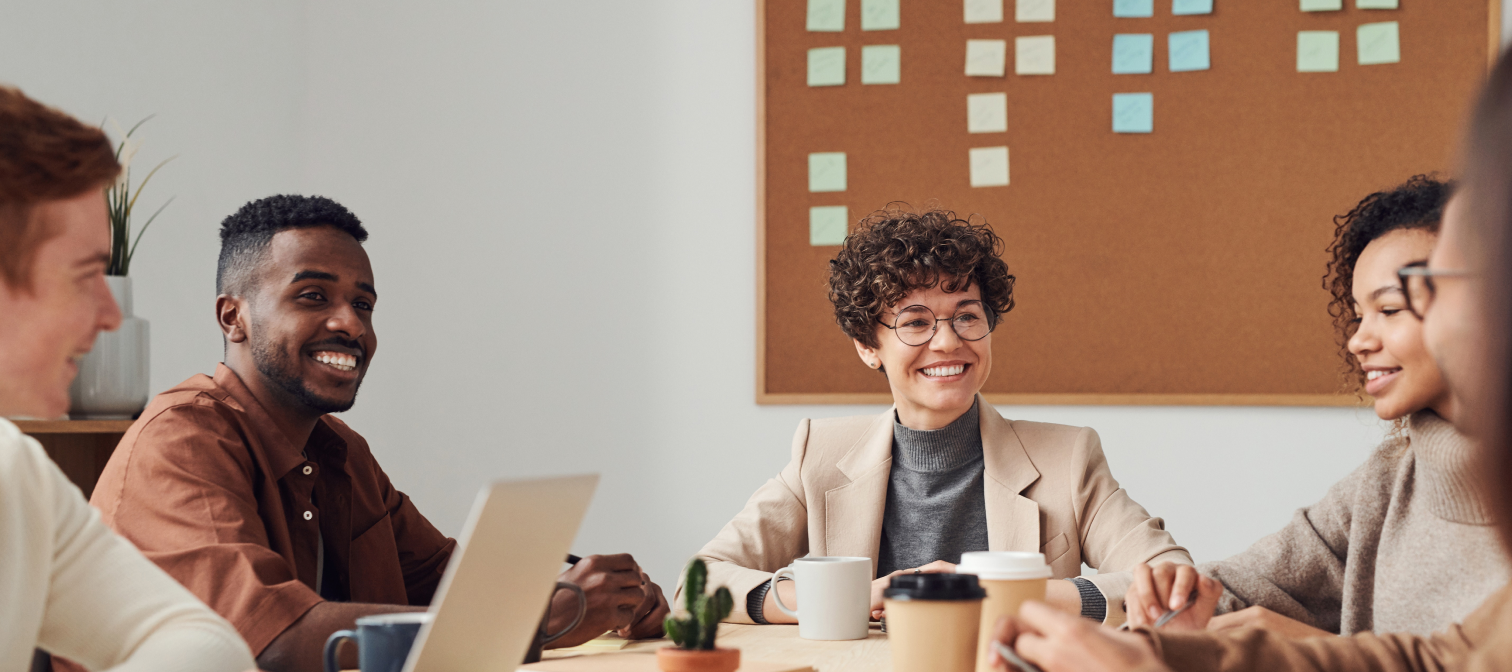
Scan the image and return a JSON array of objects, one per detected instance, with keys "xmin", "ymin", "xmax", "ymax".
[{"xmin": 89, "ymin": 364, "xmax": 456, "ymax": 655}]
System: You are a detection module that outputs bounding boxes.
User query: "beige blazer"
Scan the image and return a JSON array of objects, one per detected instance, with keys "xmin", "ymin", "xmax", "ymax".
[{"xmin": 694, "ymin": 396, "xmax": 1190, "ymax": 625}]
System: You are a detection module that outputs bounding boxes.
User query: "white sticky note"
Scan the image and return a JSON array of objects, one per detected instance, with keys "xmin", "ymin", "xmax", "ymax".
[
  {"xmin": 861, "ymin": 45, "xmax": 901, "ymax": 84},
  {"xmin": 1357, "ymin": 21, "xmax": 1400, "ymax": 65},
  {"xmin": 862, "ymin": 0, "xmax": 901, "ymax": 30},
  {"xmin": 1015, "ymin": 35, "xmax": 1056, "ymax": 75},
  {"xmin": 809, "ymin": 152, "xmax": 848, "ymax": 192},
  {"xmin": 807, "ymin": 0, "xmax": 846, "ymax": 31},
  {"xmin": 810, "ymin": 206, "xmax": 850, "ymax": 246},
  {"xmin": 1016, "ymin": 0, "xmax": 1054, "ymax": 22},
  {"xmin": 1357, "ymin": 0, "xmax": 1398, "ymax": 7},
  {"xmin": 966, "ymin": 39, "xmax": 1007, "ymax": 77},
  {"xmin": 1300, "ymin": 0, "xmax": 1342, "ymax": 11},
  {"xmin": 807, "ymin": 47, "xmax": 847, "ymax": 87},
  {"xmin": 965, "ymin": 0, "xmax": 1004, "ymax": 23},
  {"xmin": 969, "ymin": 146, "xmax": 1010, "ymax": 187},
  {"xmin": 1297, "ymin": 31, "xmax": 1339, "ymax": 72},
  {"xmin": 967, "ymin": 93, "xmax": 1008, "ymax": 133}
]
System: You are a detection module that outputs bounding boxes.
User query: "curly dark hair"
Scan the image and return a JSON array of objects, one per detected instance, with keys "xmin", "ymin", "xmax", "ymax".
[
  {"xmin": 216, "ymin": 194, "xmax": 369, "ymax": 295},
  {"xmin": 1324, "ymin": 175, "xmax": 1451, "ymax": 388},
  {"xmin": 827, "ymin": 205, "xmax": 1016, "ymax": 348}
]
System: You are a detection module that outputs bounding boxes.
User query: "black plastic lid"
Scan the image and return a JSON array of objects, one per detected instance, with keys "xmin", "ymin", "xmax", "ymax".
[{"xmin": 882, "ymin": 573, "xmax": 986, "ymax": 601}]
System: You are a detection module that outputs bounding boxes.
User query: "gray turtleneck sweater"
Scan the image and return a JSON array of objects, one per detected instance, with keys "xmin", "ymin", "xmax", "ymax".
[
  {"xmin": 1203, "ymin": 410, "xmax": 1509, "ymax": 635},
  {"xmin": 876, "ymin": 400, "xmax": 990, "ymax": 577}
]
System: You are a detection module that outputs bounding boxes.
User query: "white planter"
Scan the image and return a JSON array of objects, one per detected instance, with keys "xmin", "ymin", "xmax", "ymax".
[{"xmin": 69, "ymin": 276, "xmax": 150, "ymax": 419}]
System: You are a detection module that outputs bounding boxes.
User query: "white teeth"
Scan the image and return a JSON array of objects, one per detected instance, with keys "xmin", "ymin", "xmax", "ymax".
[
  {"xmin": 1366, "ymin": 370, "xmax": 1396, "ymax": 381},
  {"xmin": 313, "ymin": 352, "xmax": 357, "ymax": 372},
  {"xmin": 922, "ymin": 364, "xmax": 965, "ymax": 377}
]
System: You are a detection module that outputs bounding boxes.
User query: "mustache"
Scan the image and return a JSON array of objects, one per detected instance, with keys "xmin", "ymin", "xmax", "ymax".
[{"xmin": 308, "ymin": 337, "xmax": 366, "ymax": 359}]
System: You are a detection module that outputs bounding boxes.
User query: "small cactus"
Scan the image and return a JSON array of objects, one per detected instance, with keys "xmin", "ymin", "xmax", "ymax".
[{"xmin": 665, "ymin": 558, "xmax": 733, "ymax": 650}]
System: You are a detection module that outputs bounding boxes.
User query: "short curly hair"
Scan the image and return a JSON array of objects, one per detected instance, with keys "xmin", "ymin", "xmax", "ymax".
[
  {"xmin": 827, "ymin": 205, "xmax": 1015, "ymax": 348},
  {"xmin": 216, "ymin": 194, "xmax": 369, "ymax": 295},
  {"xmin": 1323, "ymin": 175, "xmax": 1450, "ymax": 388}
]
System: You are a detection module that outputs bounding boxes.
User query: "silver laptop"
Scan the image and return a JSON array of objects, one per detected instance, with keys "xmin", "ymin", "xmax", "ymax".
[{"xmin": 403, "ymin": 474, "xmax": 599, "ymax": 672}]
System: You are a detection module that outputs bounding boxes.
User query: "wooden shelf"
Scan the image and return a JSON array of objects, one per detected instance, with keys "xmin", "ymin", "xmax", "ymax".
[{"xmin": 12, "ymin": 419, "xmax": 135, "ymax": 434}]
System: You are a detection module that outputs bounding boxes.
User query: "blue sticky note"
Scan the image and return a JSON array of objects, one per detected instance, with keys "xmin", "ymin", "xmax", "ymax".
[
  {"xmin": 1168, "ymin": 30, "xmax": 1209, "ymax": 72},
  {"xmin": 1113, "ymin": 0, "xmax": 1154, "ymax": 17},
  {"xmin": 1113, "ymin": 93, "xmax": 1153, "ymax": 133},
  {"xmin": 1112, "ymin": 34, "xmax": 1154, "ymax": 74},
  {"xmin": 810, "ymin": 206, "xmax": 849, "ymax": 246},
  {"xmin": 1172, "ymin": 0, "xmax": 1212, "ymax": 14}
]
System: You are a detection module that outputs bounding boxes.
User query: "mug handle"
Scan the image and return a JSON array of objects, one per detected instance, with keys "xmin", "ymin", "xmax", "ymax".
[
  {"xmin": 542, "ymin": 582, "xmax": 588, "ymax": 645},
  {"xmin": 770, "ymin": 567, "xmax": 798, "ymax": 619},
  {"xmin": 323, "ymin": 629, "xmax": 358, "ymax": 672}
]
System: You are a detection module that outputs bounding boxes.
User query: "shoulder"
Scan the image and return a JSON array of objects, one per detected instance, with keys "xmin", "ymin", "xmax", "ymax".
[
  {"xmin": 1002, "ymin": 417, "xmax": 1102, "ymax": 465},
  {"xmin": 0, "ymin": 420, "xmax": 54, "ymax": 489},
  {"xmin": 804, "ymin": 412, "xmax": 888, "ymax": 452},
  {"xmin": 321, "ymin": 414, "xmax": 377, "ymax": 462}
]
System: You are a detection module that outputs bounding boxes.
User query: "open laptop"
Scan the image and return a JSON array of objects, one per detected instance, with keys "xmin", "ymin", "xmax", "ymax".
[{"xmin": 402, "ymin": 474, "xmax": 599, "ymax": 672}]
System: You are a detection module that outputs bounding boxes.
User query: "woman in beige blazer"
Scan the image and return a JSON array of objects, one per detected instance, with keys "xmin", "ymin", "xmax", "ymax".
[{"xmin": 694, "ymin": 207, "xmax": 1190, "ymax": 626}]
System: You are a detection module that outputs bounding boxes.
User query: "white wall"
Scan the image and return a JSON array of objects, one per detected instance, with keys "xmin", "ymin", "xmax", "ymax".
[{"xmin": 13, "ymin": 0, "xmax": 1476, "ymax": 588}]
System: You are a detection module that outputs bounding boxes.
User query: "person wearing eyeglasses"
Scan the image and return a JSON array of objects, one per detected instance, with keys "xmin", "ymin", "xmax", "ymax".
[
  {"xmin": 1121, "ymin": 176, "xmax": 1507, "ymax": 640},
  {"xmin": 690, "ymin": 207, "xmax": 1191, "ymax": 627}
]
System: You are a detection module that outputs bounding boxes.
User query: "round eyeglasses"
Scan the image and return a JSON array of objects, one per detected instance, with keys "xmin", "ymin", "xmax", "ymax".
[
  {"xmin": 1397, "ymin": 261, "xmax": 1474, "ymax": 320},
  {"xmin": 877, "ymin": 301, "xmax": 995, "ymax": 347}
]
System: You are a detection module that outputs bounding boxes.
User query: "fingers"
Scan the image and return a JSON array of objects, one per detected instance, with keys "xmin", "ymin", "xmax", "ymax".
[
  {"xmin": 1015, "ymin": 600, "xmax": 1083, "ymax": 639},
  {"xmin": 1128, "ymin": 563, "xmax": 1157, "ymax": 627},
  {"xmin": 916, "ymin": 560, "xmax": 957, "ymax": 574},
  {"xmin": 1207, "ymin": 611, "xmax": 1243, "ymax": 633},
  {"xmin": 1169, "ymin": 566, "xmax": 1198, "ymax": 610},
  {"xmin": 1149, "ymin": 563, "xmax": 1177, "ymax": 619},
  {"xmin": 987, "ymin": 615, "xmax": 1022, "ymax": 666}
]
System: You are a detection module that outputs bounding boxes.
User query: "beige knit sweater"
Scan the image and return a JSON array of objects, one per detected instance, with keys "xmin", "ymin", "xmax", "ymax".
[{"xmin": 1201, "ymin": 410, "xmax": 1508, "ymax": 635}]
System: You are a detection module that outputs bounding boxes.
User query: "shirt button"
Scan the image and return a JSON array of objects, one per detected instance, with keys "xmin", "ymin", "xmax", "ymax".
[
  {"xmin": 303, "ymin": 466, "xmax": 313, "ymax": 476},
  {"xmin": 303, "ymin": 511, "xmax": 313, "ymax": 521}
]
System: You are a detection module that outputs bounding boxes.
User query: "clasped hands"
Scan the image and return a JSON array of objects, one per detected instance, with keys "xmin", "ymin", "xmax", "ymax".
[{"xmin": 548, "ymin": 553, "xmax": 670, "ymax": 648}]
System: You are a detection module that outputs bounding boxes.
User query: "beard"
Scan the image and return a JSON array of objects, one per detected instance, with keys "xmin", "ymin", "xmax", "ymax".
[{"xmin": 250, "ymin": 326, "xmax": 363, "ymax": 416}]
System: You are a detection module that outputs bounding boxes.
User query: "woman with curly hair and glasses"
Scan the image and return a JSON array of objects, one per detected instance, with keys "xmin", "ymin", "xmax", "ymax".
[
  {"xmin": 1123, "ymin": 175, "xmax": 1507, "ymax": 640},
  {"xmin": 691, "ymin": 206, "xmax": 1191, "ymax": 627}
]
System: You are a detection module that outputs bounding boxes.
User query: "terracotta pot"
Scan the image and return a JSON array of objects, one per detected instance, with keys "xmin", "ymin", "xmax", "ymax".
[{"xmin": 656, "ymin": 647, "xmax": 740, "ymax": 672}]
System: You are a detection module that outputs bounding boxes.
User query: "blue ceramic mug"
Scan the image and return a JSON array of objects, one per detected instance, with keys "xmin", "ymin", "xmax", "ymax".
[{"xmin": 323, "ymin": 612, "xmax": 432, "ymax": 672}]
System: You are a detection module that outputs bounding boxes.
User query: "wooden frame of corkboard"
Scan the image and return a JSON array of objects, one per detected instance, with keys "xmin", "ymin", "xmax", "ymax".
[{"xmin": 756, "ymin": 0, "xmax": 1500, "ymax": 406}]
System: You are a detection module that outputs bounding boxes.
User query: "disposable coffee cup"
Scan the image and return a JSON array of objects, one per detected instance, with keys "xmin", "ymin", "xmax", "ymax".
[
  {"xmin": 957, "ymin": 552, "xmax": 1053, "ymax": 672},
  {"xmin": 883, "ymin": 573, "xmax": 986, "ymax": 672}
]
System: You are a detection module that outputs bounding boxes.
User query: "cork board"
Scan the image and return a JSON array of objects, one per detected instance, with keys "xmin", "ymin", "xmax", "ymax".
[{"xmin": 758, "ymin": 0, "xmax": 1498, "ymax": 405}]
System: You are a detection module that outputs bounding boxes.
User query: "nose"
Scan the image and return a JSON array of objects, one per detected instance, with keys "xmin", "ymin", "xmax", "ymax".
[
  {"xmin": 1347, "ymin": 317, "xmax": 1378, "ymax": 358},
  {"xmin": 325, "ymin": 302, "xmax": 366, "ymax": 340},
  {"xmin": 96, "ymin": 276, "xmax": 123, "ymax": 332},
  {"xmin": 929, "ymin": 320, "xmax": 963, "ymax": 351}
]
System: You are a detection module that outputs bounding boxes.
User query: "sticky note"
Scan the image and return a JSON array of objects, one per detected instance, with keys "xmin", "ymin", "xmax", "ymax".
[
  {"xmin": 862, "ymin": 0, "xmax": 901, "ymax": 30},
  {"xmin": 969, "ymin": 147, "xmax": 1010, "ymax": 187},
  {"xmin": 1300, "ymin": 0, "xmax": 1342, "ymax": 11},
  {"xmin": 1297, "ymin": 31, "xmax": 1339, "ymax": 72},
  {"xmin": 1114, "ymin": 0, "xmax": 1154, "ymax": 18},
  {"xmin": 1358, "ymin": 21, "xmax": 1400, "ymax": 65},
  {"xmin": 808, "ymin": 47, "xmax": 847, "ymax": 87},
  {"xmin": 1113, "ymin": 93, "xmax": 1153, "ymax": 133},
  {"xmin": 1112, "ymin": 34, "xmax": 1154, "ymax": 74},
  {"xmin": 809, "ymin": 153, "xmax": 847, "ymax": 192},
  {"xmin": 810, "ymin": 206, "xmax": 849, "ymax": 246},
  {"xmin": 1168, "ymin": 30, "xmax": 1209, "ymax": 72},
  {"xmin": 965, "ymin": 0, "xmax": 1004, "ymax": 23},
  {"xmin": 1172, "ymin": 0, "xmax": 1213, "ymax": 15},
  {"xmin": 1017, "ymin": 0, "xmax": 1054, "ymax": 22},
  {"xmin": 808, "ymin": 0, "xmax": 845, "ymax": 31},
  {"xmin": 861, "ymin": 45, "xmax": 901, "ymax": 84},
  {"xmin": 967, "ymin": 93, "xmax": 1008, "ymax": 133},
  {"xmin": 966, "ymin": 39, "xmax": 1008, "ymax": 77},
  {"xmin": 1357, "ymin": 0, "xmax": 1398, "ymax": 7},
  {"xmin": 1015, "ymin": 35, "xmax": 1056, "ymax": 74}
]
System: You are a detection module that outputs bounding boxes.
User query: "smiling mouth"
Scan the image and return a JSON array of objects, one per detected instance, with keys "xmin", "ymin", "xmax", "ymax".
[
  {"xmin": 311, "ymin": 351, "xmax": 359, "ymax": 373},
  {"xmin": 922, "ymin": 364, "xmax": 966, "ymax": 378},
  {"xmin": 1366, "ymin": 368, "xmax": 1399, "ymax": 382}
]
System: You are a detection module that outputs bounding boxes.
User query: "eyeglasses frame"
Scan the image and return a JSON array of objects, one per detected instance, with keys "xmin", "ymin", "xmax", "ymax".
[
  {"xmin": 875, "ymin": 300, "xmax": 998, "ymax": 347},
  {"xmin": 1396, "ymin": 261, "xmax": 1474, "ymax": 320}
]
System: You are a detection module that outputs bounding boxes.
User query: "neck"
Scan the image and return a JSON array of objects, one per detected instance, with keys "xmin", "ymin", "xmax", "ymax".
[
  {"xmin": 1430, "ymin": 392, "xmax": 1458, "ymax": 426},
  {"xmin": 895, "ymin": 397, "xmax": 977, "ymax": 430},
  {"xmin": 225, "ymin": 349, "xmax": 322, "ymax": 447}
]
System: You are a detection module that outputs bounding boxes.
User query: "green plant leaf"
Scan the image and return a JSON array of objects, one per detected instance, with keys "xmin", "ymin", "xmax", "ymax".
[
  {"xmin": 127, "ymin": 155, "xmax": 177, "ymax": 217},
  {"xmin": 664, "ymin": 617, "xmax": 686, "ymax": 648},
  {"xmin": 123, "ymin": 195, "xmax": 174, "ymax": 274},
  {"xmin": 125, "ymin": 114, "xmax": 155, "ymax": 138}
]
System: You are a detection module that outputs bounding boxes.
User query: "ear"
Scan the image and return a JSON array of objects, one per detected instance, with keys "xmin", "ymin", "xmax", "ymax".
[
  {"xmin": 853, "ymin": 339, "xmax": 882, "ymax": 370},
  {"xmin": 216, "ymin": 294, "xmax": 249, "ymax": 344}
]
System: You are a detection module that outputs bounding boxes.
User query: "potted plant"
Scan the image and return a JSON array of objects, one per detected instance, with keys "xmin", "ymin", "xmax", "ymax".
[
  {"xmin": 658, "ymin": 558, "xmax": 739, "ymax": 672},
  {"xmin": 69, "ymin": 117, "xmax": 174, "ymax": 419}
]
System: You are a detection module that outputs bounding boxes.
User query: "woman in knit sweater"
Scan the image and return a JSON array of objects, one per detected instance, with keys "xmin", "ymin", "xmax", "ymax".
[{"xmin": 1117, "ymin": 176, "xmax": 1508, "ymax": 638}]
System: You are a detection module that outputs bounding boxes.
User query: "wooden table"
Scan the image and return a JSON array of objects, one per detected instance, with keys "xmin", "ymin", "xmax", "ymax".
[
  {"xmin": 526, "ymin": 624, "xmax": 890, "ymax": 672},
  {"xmin": 12, "ymin": 419, "xmax": 133, "ymax": 498}
]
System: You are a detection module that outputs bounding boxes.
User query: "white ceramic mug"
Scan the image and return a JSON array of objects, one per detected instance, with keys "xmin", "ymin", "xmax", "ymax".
[{"xmin": 769, "ymin": 556, "xmax": 871, "ymax": 640}]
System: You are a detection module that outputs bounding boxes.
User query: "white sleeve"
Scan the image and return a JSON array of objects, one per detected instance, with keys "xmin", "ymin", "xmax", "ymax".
[{"xmin": 16, "ymin": 433, "xmax": 255, "ymax": 672}]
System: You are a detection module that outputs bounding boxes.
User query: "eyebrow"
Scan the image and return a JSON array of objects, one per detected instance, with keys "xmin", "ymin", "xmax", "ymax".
[
  {"xmin": 290, "ymin": 270, "xmax": 378, "ymax": 299},
  {"xmin": 75, "ymin": 252, "xmax": 111, "ymax": 268},
  {"xmin": 1369, "ymin": 285, "xmax": 1403, "ymax": 301}
]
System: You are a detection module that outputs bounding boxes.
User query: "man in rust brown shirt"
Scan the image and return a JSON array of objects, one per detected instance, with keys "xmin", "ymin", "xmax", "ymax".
[{"xmin": 89, "ymin": 195, "xmax": 669, "ymax": 672}]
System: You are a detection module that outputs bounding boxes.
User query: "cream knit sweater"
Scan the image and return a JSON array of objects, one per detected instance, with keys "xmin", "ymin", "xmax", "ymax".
[
  {"xmin": 1202, "ymin": 410, "xmax": 1508, "ymax": 635},
  {"xmin": 0, "ymin": 419, "xmax": 254, "ymax": 672}
]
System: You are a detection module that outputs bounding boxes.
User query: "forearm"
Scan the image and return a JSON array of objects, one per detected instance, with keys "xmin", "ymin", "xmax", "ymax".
[
  {"xmin": 760, "ymin": 581, "xmax": 799, "ymax": 624},
  {"xmin": 256, "ymin": 602, "xmax": 424, "ymax": 672},
  {"xmin": 109, "ymin": 620, "xmax": 256, "ymax": 672}
]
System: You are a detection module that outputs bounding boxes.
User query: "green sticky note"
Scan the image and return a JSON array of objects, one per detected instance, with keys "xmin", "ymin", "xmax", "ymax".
[
  {"xmin": 807, "ymin": 0, "xmax": 845, "ymax": 31},
  {"xmin": 862, "ymin": 0, "xmax": 900, "ymax": 30},
  {"xmin": 808, "ymin": 47, "xmax": 847, "ymax": 87},
  {"xmin": 1357, "ymin": 0, "xmax": 1397, "ymax": 7},
  {"xmin": 1297, "ymin": 31, "xmax": 1339, "ymax": 72},
  {"xmin": 1300, "ymin": 0, "xmax": 1342, "ymax": 10},
  {"xmin": 809, "ymin": 152, "xmax": 847, "ymax": 192},
  {"xmin": 810, "ymin": 206, "xmax": 850, "ymax": 246},
  {"xmin": 861, "ymin": 45, "xmax": 901, "ymax": 84},
  {"xmin": 1358, "ymin": 21, "xmax": 1400, "ymax": 65},
  {"xmin": 1112, "ymin": 93, "xmax": 1153, "ymax": 133}
]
